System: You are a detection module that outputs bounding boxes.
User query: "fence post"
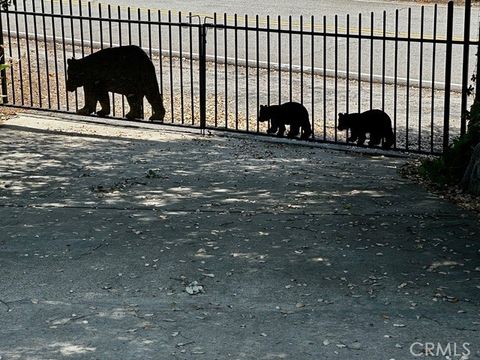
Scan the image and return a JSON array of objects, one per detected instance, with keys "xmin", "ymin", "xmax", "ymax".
[
  {"xmin": 0, "ymin": 5, "xmax": 8, "ymax": 104},
  {"xmin": 460, "ymin": 0, "xmax": 471, "ymax": 136},
  {"xmin": 443, "ymin": 1, "xmax": 454, "ymax": 152},
  {"xmin": 199, "ymin": 23, "xmax": 207, "ymax": 134}
]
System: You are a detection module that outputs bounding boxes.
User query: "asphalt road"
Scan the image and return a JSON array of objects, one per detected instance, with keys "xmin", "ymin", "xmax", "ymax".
[
  {"xmin": 86, "ymin": 0, "xmax": 477, "ymax": 27},
  {"xmin": 83, "ymin": 0, "xmax": 480, "ymax": 38},
  {"xmin": 1, "ymin": 113, "xmax": 479, "ymax": 359}
]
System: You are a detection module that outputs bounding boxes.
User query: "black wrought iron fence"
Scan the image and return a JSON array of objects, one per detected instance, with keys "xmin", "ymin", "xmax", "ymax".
[{"xmin": 0, "ymin": 0, "xmax": 478, "ymax": 154}]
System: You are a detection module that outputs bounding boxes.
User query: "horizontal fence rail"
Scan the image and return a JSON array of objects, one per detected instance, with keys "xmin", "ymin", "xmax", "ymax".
[{"xmin": 0, "ymin": 0, "xmax": 478, "ymax": 154}]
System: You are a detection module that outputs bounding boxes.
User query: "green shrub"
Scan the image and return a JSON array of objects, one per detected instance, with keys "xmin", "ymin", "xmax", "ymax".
[{"xmin": 420, "ymin": 100, "xmax": 480, "ymax": 185}]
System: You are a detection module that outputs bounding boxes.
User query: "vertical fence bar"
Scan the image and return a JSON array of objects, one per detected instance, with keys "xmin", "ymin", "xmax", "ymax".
[
  {"xmin": 109, "ymin": 5, "xmax": 115, "ymax": 116},
  {"xmin": 178, "ymin": 12, "xmax": 184, "ymax": 124},
  {"xmin": 148, "ymin": 10, "xmax": 152, "ymax": 57},
  {"xmin": 189, "ymin": 13, "xmax": 194, "ymax": 125},
  {"xmin": 138, "ymin": 7, "xmax": 143, "ymax": 118},
  {"xmin": 51, "ymin": 0, "xmax": 60, "ymax": 107},
  {"xmin": 382, "ymin": 11, "xmax": 386, "ymax": 111},
  {"xmin": 461, "ymin": 0, "xmax": 471, "ymax": 136},
  {"xmin": 278, "ymin": 15, "xmax": 281, "ymax": 105},
  {"xmin": 88, "ymin": 2, "xmax": 93, "ymax": 53},
  {"xmin": 23, "ymin": 0, "xmax": 33, "ymax": 106},
  {"xmin": 118, "ymin": 6, "xmax": 124, "ymax": 116},
  {"xmin": 300, "ymin": 16, "xmax": 304, "ymax": 105},
  {"xmin": 5, "ymin": 3, "xmax": 15, "ymax": 104},
  {"xmin": 289, "ymin": 15, "xmax": 292, "ymax": 102},
  {"xmin": 224, "ymin": 13, "xmax": 228, "ymax": 127},
  {"xmin": 369, "ymin": 12, "xmax": 373, "ymax": 110},
  {"xmin": 256, "ymin": 14, "xmax": 260, "ymax": 132},
  {"xmin": 14, "ymin": 0, "xmax": 24, "ymax": 105},
  {"xmin": 346, "ymin": 14, "xmax": 350, "ymax": 114},
  {"xmin": 168, "ymin": 10, "xmax": 173, "ymax": 122},
  {"xmin": 71, "ymin": 0, "xmax": 79, "ymax": 110},
  {"xmin": 311, "ymin": 16, "xmax": 314, "ymax": 138},
  {"xmin": 214, "ymin": 13, "xmax": 218, "ymax": 127},
  {"xmin": 107, "ymin": 4, "xmax": 113, "ymax": 47},
  {"xmin": 158, "ymin": 10, "xmax": 163, "ymax": 120},
  {"xmin": 199, "ymin": 23, "xmax": 207, "ymax": 132},
  {"xmin": 100, "ymin": 4, "xmax": 104, "ymax": 49},
  {"xmin": 245, "ymin": 14, "xmax": 249, "ymax": 131},
  {"xmin": 418, "ymin": 6, "xmax": 424, "ymax": 151},
  {"xmin": 138, "ymin": 8, "xmax": 141, "ymax": 48},
  {"xmin": 0, "ymin": 5, "xmax": 8, "ymax": 103},
  {"xmin": 79, "ymin": 0, "xmax": 84, "ymax": 57},
  {"xmin": 334, "ymin": 15, "xmax": 338, "ymax": 141},
  {"xmin": 158, "ymin": 10, "xmax": 163, "ymax": 93},
  {"xmin": 234, "ymin": 14, "xmax": 238, "ymax": 129},
  {"xmin": 267, "ymin": 15, "xmax": 270, "ymax": 106},
  {"xmin": 41, "ymin": 0, "xmax": 51, "ymax": 109},
  {"xmin": 127, "ymin": 7, "xmax": 131, "ymax": 45},
  {"xmin": 358, "ymin": 13, "xmax": 361, "ymax": 114},
  {"xmin": 32, "ymin": 0, "xmax": 42, "ymax": 108},
  {"xmin": 323, "ymin": 16, "xmax": 326, "ymax": 140},
  {"xmin": 394, "ymin": 9, "xmax": 398, "ymax": 148},
  {"xmin": 60, "ymin": 0, "xmax": 67, "ymax": 110},
  {"xmin": 406, "ymin": 8, "xmax": 411, "ymax": 150},
  {"xmin": 443, "ymin": 1, "xmax": 454, "ymax": 152},
  {"xmin": 431, "ymin": 4, "xmax": 437, "ymax": 153}
]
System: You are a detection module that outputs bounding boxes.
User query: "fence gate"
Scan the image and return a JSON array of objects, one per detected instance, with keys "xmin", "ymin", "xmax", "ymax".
[{"xmin": 0, "ymin": 0, "xmax": 478, "ymax": 154}]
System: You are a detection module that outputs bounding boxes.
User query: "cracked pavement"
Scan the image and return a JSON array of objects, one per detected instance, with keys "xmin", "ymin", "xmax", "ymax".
[{"xmin": 0, "ymin": 112, "xmax": 479, "ymax": 359}]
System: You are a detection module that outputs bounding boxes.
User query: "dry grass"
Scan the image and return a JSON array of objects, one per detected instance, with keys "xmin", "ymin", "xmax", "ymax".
[{"xmin": 0, "ymin": 107, "xmax": 16, "ymax": 124}]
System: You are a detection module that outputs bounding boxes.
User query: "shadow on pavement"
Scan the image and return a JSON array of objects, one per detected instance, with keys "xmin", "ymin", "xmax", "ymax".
[{"xmin": 0, "ymin": 114, "xmax": 479, "ymax": 359}]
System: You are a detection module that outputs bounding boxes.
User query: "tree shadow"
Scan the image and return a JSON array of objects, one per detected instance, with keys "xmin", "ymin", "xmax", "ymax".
[{"xmin": 1, "ymin": 117, "xmax": 479, "ymax": 358}]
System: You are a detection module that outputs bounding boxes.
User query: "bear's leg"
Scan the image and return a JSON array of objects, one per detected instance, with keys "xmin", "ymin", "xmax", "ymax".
[
  {"xmin": 267, "ymin": 119, "xmax": 279, "ymax": 135},
  {"xmin": 347, "ymin": 130, "xmax": 358, "ymax": 143},
  {"xmin": 146, "ymin": 91, "xmax": 166, "ymax": 122},
  {"xmin": 357, "ymin": 133, "xmax": 367, "ymax": 145},
  {"xmin": 77, "ymin": 86, "xmax": 97, "ymax": 116},
  {"xmin": 126, "ymin": 94, "xmax": 143, "ymax": 120},
  {"xmin": 301, "ymin": 125, "xmax": 312, "ymax": 140},
  {"xmin": 288, "ymin": 124, "xmax": 300, "ymax": 138},
  {"xmin": 276, "ymin": 123, "xmax": 286, "ymax": 137},
  {"xmin": 96, "ymin": 91, "xmax": 111, "ymax": 117},
  {"xmin": 267, "ymin": 124, "xmax": 278, "ymax": 134},
  {"xmin": 368, "ymin": 133, "xmax": 382, "ymax": 147},
  {"xmin": 382, "ymin": 128, "xmax": 395, "ymax": 149}
]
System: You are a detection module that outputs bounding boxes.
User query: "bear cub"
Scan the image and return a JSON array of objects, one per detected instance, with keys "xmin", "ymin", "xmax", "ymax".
[
  {"xmin": 66, "ymin": 45, "xmax": 165, "ymax": 122},
  {"xmin": 337, "ymin": 109, "xmax": 394, "ymax": 149},
  {"xmin": 258, "ymin": 102, "xmax": 312, "ymax": 140}
]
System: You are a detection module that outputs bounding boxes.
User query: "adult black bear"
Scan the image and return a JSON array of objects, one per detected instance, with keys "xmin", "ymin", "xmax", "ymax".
[
  {"xmin": 257, "ymin": 102, "xmax": 312, "ymax": 140},
  {"xmin": 66, "ymin": 45, "xmax": 165, "ymax": 122},
  {"xmin": 337, "ymin": 109, "xmax": 395, "ymax": 149}
]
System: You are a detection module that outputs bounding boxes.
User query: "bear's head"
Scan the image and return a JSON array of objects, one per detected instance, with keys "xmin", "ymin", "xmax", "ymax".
[
  {"xmin": 257, "ymin": 105, "xmax": 272, "ymax": 123},
  {"xmin": 66, "ymin": 58, "xmax": 85, "ymax": 92},
  {"xmin": 337, "ymin": 113, "xmax": 350, "ymax": 131}
]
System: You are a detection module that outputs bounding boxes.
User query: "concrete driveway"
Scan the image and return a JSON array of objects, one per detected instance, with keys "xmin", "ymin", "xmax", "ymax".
[{"xmin": 0, "ymin": 112, "xmax": 479, "ymax": 359}]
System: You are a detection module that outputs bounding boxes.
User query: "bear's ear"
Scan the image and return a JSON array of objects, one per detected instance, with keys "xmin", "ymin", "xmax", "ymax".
[
  {"xmin": 338, "ymin": 113, "xmax": 344, "ymax": 119},
  {"xmin": 67, "ymin": 58, "xmax": 75, "ymax": 66}
]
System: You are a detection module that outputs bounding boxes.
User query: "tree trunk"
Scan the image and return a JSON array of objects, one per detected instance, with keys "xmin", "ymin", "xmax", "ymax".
[{"xmin": 461, "ymin": 143, "xmax": 480, "ymax": 195}]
